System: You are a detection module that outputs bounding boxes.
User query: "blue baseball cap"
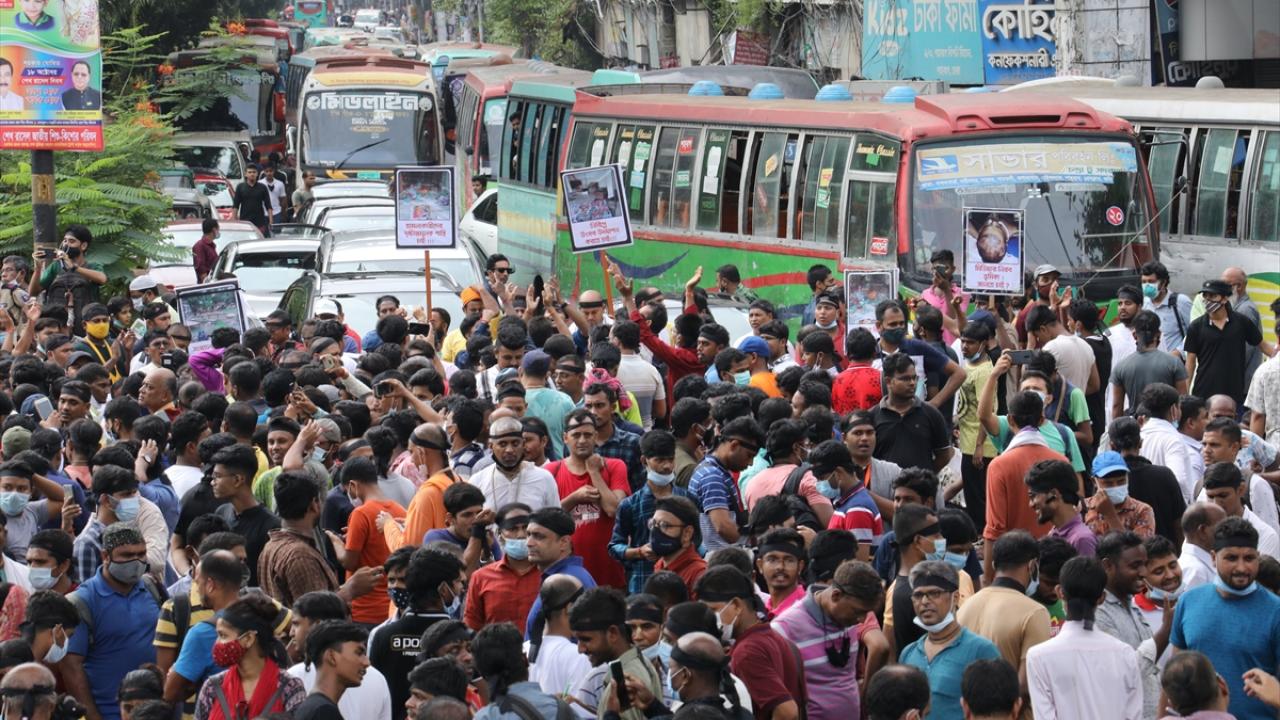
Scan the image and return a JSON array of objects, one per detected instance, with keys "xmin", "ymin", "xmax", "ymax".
[
  {"xmin": 1091, "ymin": 450, "xmax": 1129, "ymax": 478},
  {"xmin": 968, "ymin": 309, "xmax": 998, "ymax": 334},
  {"xmin": 738, "ymin": 335, "xmax": 770, "ymax": 358}
]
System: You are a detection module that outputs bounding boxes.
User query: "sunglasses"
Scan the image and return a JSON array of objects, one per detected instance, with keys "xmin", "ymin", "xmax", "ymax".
[{"xmin": 492, "ymin": 267, "xmax": 514, "ymax": 275}]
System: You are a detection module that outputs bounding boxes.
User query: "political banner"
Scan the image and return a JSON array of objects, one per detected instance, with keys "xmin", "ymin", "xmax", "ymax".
[
  {"xmin": 962, "ymin": 207, "xmax": 1023, "ymax": 295},
  {"xmin": 395, "ymin": 166, "xmax": 457, "ymax": 249},
  {"xmin": 562, "ymin": 164, "xmax": 633, "ymax": 254},
  {"xmin": 175, "ymin": 280, "xmax": 247, "ymax": 352},
  {"xmin": 0, "ymin": 0, "xmax": 103, "ymax": 151}
]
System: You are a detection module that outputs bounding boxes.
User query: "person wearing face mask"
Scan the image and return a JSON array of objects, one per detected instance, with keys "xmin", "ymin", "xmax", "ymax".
[
  {"xmin": 809, "ymin": 439, "xmax": 881, "ymax": 545},
  {"xmin": 1186, "ymin": 279, "xmax": 1272, "ymax": 413},
  {"xmin": 874, "ymin": 299, "xmax": 966, "ymax": 412},
  {"xmin": 20, "ymin": 590, "xmax": 79, "ymax": 671},
  {"xmin": 737, "ymin": 336, "xmax": 780, "ymax": 399},
  {"xmin": 693, "ymin": 566, "xmax": 806, "ymax": 720},
  {"xmin": 63, "ymin": 523, "xmax": 165, "ymax": 720},
  {"xmin": 0, "ymin": 460, "xmax": 64, "ymax": 565},
  {"xmin": 462, "ymin": 503, "xmax": 540, "ymax": 631},
  {"xmin": 1085, "ymin": 451, "xmax": 1156, "ymax": 538},
  {"xmin": 1139, "ymin": 261, "xmax": 1191, "ymax": 354},
  {"xmin": 369, "ymin": 547, "xmax": 466, "ymax": 720},
  {"xmin": 24, "ymin": 530, "xmax": 73, "ymax": 595},
  {"xmin": 1166, "ymin": 517, "xmax": 1280, "ymax": 720},
  {"xmin": 192, "ymin": 592, "xmax": 307, "ymax": 719},
  {"xmin": 883, "ymin": 504, "xmax": 950, "ymax": 658},
  {"xmin": 608, "ymin": 431, "xmax": 694, "ymax": 594},
  {"xmin": 743, "ymin": 420, "xmax": 832, "ymax": 529},
  {"xmin": 468, "ymin": 417, "xmax": 560, "ymax": 512},
  {"xmin": 1133, "ymin": 535, "xmax": 1182, "ymax": 670},
  {"xmin": 72, "ymin": 303, "xmax": 121, "ymax": 383},
  {"xmin": 811, "ymin": 290, "xmax": 846, "ymax": 352},
  {"xmin": 162, "ymin": 550, "xmax": 255, "ymax": 712},
  {"xmin": 73, "ymin": 464, "xmax": 170, "ymax": 587},
  {"xmin": 898, "ymin": 560, "xmax": 1001, "ymax": 720},
  {"xmin": 649, "ymin": 497, "xmax": 706, "ymax": 593},
  {"xmin": 956, "ymin": 530, "xmax": 1050, "ymax": 713}
]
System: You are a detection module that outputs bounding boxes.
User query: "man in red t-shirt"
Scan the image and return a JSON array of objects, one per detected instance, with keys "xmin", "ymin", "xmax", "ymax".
[
  {"xmin": 694, "ymin": 565, "xmax": 806, "ymax": 720},
  {"xmin": 833, "ymin": 327, "xmax": 883, "ymax": 414},
  {"xmin": 545, "ymin": 409, "xmax": 630, "ymax": 589}
]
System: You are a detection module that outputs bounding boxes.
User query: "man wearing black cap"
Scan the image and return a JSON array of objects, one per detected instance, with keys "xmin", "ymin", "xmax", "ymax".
[
  {"xmin": 1185, "ymin": 278, "xmax": 1269, "ymax": 409},
  {"xmin": 522, "ymin": 507, "xmax": 597, "ymax": 638}
]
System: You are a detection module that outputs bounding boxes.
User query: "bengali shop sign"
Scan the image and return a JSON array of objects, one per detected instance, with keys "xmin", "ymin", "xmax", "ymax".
[
  {"xmin": 862, "ymin": 0, "xmax": 983, "ymax": 85},
  {"xmin": 979, "ymin": 0, "xmax": 1057, "ymax": 84},
  {"xmin": 0, "ymin": 0, "xmax": 103, "ymax": 151}
]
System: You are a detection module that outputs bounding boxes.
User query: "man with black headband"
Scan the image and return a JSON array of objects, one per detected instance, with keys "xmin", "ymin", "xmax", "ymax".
[
  {"xmin": 773, "ymin": 559, "xmax": 883, "ymax": 720},
  {"xmin": 469, "ymin": 417, "xmax": 560, "ymax": 513},
  {"xmin": 464, "ymin": 503, "xmax": 540, "ymax": 631},
  {"xmin": 1166, "ymin": 517, "xmax": 1280, "ymax": 720},
  {"xmin": 606, "ymin": 631, "xmax": 750, "ymax": 720},
  {"xmin": 898, "ymin": 560, "xmax": 999, "ymax": 720},
  {"xmin": 527, "ymin": 575, "xmax": 591, "ymax": 698},
  {"xmin": 693, "ymin": 566, "xmax": 805, "ymax": 719},
  {"xmin": 651, "ymin": 496, "xmax": 705, "ymax": 594},
  {"xmin": 548, "ymin": 409, "xmax": 629, "ymax": 589},
  {"xmin": 522, "ymin": 507, "xmax": 597, "ymax": 638},
  {"xmin": 0, "ymin": 663, "xmax": 57, "ymax": 720},
  {"xmin": 384, "ymin": 423, "xmax": 457, "ymax": 552},
  {"xmin": 568, "ymin": 587, "xmax": 662, "ymax": 720}
]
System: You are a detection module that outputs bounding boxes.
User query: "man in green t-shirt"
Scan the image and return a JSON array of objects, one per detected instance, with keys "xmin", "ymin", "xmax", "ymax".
[{"xmin": 29, "ymin": 224, "xmax": 106, "ymax": 314}]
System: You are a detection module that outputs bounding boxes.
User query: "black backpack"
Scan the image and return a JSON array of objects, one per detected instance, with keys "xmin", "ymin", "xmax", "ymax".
[
  {"xmin": 45, "ymin": 268, "xmax": 100, "ymax": 333},
  {"xmin": 780, "ymin": 463, "xmax": 822, "ymax": 532}
]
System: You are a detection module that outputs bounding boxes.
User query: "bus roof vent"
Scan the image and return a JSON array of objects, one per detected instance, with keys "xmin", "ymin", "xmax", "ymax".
[
  {"xmin": 688, "ymin": 81, "xmax": 724, "ymax": 97},
  {"xmin": 963, "ymin": 86, "xmax": 993, "ymax": 93},
  {"xmin": 882, "ymin": 86, "xmax": 916, "ymax": 103},
  {"xmin": 815, "ymin": 84, "xmax": 853, "ymax": 101},
  {"xmin": 748, "ymin": 82, "xmax": 785, "ymax": 100}
]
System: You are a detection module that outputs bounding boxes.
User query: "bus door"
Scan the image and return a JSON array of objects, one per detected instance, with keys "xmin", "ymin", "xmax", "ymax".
[
  {"xmin": 695, "ymin": 128, "xmax": 751, "ymax": 235},
  {"xmin": 843, "ymin": 137, "xmax": 900, "ymax": 261},
  {"xmin": 1247, "ymin": 129, "xmax": 1280, "ymax": 244},
  {"xmin": 1185, "ymin": 127, "xmax": 1252, "ymax": 243}
]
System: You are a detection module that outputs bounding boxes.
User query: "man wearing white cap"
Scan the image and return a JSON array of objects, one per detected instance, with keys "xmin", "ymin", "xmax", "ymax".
[
  {"xmin": 127, "ymin": 275, "xmax": 178, "ymax": 336},
  {"xmin": 313, "ymin": 298, "xmax": 362, "ymax": 353}
]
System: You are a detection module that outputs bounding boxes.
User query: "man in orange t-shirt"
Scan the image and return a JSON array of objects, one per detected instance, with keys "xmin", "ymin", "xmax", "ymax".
[
  {"xmin": 343, "ymin": 455, "xmax": 406, "ymax": 625},
  {"xmin": 383, "ymin": 423, "xmax": 459, "ymax": 551}
]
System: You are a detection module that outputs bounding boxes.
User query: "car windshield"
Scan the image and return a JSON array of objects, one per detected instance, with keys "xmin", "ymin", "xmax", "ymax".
[
  {"xmin": 164, "ymin": 228, "xmax": 204, "ymax": 248},
  {"xmin": 911, "ymin": 136, "xmax": 1151, "ymax": 277},
  {"xmin": 321, "ymin": 212, "xmax": 395, "ymax": 232},
  {"xmin": 328, "ymin": 255, "xmax": 478, "ymax": 286},
  {"xmin": 173, "ymin": 145, "xmax": 243, "ymax": 179},
  {"xmin": 174, "ymin": 68, "xmax": 272, "ymax": 137},
  {"xmin": 198, "ymin": 181, "xmax": 234, "ymax": 207},
  {"xmin": 228, "ymin": 251, "xmax": 315, "ymax": 292}
]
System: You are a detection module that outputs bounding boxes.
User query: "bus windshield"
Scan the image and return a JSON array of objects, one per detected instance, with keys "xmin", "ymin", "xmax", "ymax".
[
  {"xmin": 911, "ymin": 136, "xmax": 1149, "ymax": 275},
  {"xmin": 177, "ymin": 69, "xmax": 273, "ymax": 136},
  {"xmin": 302, "ymin": 90, "xmax": 437, "ymax": 168}
]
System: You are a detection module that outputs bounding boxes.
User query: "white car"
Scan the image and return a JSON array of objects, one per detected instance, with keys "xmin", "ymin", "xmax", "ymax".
[
  {"xmin": 459, "ymin": 188, "xmax": 497, "ymax": 260},
  {"xmin": 354, "ymin": 9, "xmax": 381, "ymax": 32},
  {"xmin": 312, "ymin": 204, "xmax": 395, "ymax": 233},
  {"xmin": 210, "ymin": 238, "xmax": 320, "ymax": 318}
]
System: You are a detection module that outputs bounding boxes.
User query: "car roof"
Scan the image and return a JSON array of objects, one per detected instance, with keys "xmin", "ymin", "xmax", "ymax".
[
  {"xmin": 165, "ymin": 219, "xmax": 260, "ymax": 231},
  {"xmin": 172, "ymin": 132, "xmax": 251, "ymax": 144},
  {"xmin": 322, "ymin": 204, "xmax": 394, "ymax": 215},
  {"xmin": 224, "ymin": 238, "xmax": 320, "ymax": 253},
  {"xmin": 325, "ymin": 232, "xmax": 471, "ymax": 260},
  {"xmin": 315, "ymin": 196, "xmax": 394, "ymax": 208}
]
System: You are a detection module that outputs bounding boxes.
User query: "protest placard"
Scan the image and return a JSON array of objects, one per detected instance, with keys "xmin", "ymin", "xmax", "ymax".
[
  {"xmin": 562, "ymin": 164, "xmax": 633, "ymax": 254},
  {"xmin": 962, "ymin": 207, "xmax": 1024, "ymax": 295},
  {"xmin": 395, "ymin": 166, "xmax": 456, "ymax": 249}
]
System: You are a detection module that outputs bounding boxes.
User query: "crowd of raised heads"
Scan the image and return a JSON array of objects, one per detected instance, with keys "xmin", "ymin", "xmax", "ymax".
[{"xmin": 0, "ymin": 237, "xmax": 1277, "ymax": 720}]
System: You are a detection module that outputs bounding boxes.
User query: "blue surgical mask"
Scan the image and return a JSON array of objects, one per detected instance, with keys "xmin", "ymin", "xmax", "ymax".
[
  {"xmin": 912, "ymin": 611, "xmax": 954, "ymax": 634},
  {"xmin": 1213, "ymin": 575, "xmax": 1259, "ymax": 597},
  {"xmin": 925, "ymin": 537, "xmax": 947, "ymax": 562},
  {"xmin": 734, "ymin": 371, "xmax": 751, "ymax": 386},
  {"xmin": 0, "ymin": 491, "xmax": 29, "ymax": 517},
  {"xmin": 1103, "ymin": 484, "xmax": 1129, "ymax": 505},
  {"xmin": 966, "ymin": 352, "xmax": 984, "ymax": 364},
  {"xmin": 1147, "ymin": 580, "xmax": 1184, "ymax": 602},
  {"xmin": 441, "ymin": 583, "xmax": 463, "ymax": 618},
  {"xmin": 114, "ymin": 496, "xmax": 140, "ymax": 523},
  {"xmin": 816, "ymin": 318, "xmax": 838, "ymax": 331},
  {"xmin": 1142, "ymin": 282, "xmax": 1158, "ymax": 299},
  {"xmin": 815, "ymin": 479, "xmax": 841, "ymax": 500},
  {"xmin": 503, "ymin": 537, "xmax": 529, "ymax": 561},
  {"xmin": 641, "ymin": 640, "xmax": 672, "ymax": 665},
  {"xmin": 1025, "ymin": 577, "xmax": 1039, "ymax": 597},
  {"xmin": 28, "ymin": 567, "xmax": 59, "ymax": 591},
  {"xmin": 943, "ymin": 552, "xmax": 967, "ymax": 569},
  {"xmin": 647, "ymin": 470, "xmax": 675, "ymax": 487}
]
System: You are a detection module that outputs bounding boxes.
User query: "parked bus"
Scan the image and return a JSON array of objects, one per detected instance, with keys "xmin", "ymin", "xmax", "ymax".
[
  {"xmin": 437, "ymin": 55, "xmax": 514, "ymax": 168},
  {"xmin": 1006, "ymin": 82, "xmax": 1279, "ymax": 340},
  {"xmin": 167, "ymin": 39, "xmax": 287, "ymax": 156},
  {"xmin": 295, "ymin": 0, "xmax": 331, "ymax": 28},
  {"xmin": 536, "ymin": 89, "xmax": 1157, "ymax": 316},
  {"xmin": 292, "ymin": 55, "xmax": 441, "ymax": 184},
  {"xmin": 285, "ymin": 45, "xmax": 389, "ymax": 128}
]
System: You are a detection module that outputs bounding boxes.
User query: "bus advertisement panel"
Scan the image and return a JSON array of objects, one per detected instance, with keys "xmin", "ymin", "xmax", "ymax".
[{"xmin": 295, "ymin": 1, "xmax": 329, "ymax": 28}]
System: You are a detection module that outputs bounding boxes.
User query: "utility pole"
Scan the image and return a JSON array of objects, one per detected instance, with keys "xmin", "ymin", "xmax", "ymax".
[{"xmin": 31, "ymin": 150, "xmax": 57, "ymax": 255}]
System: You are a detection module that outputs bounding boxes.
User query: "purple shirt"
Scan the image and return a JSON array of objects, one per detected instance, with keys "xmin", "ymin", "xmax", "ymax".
[
  {"xmin": 188, "ymin": 347, "xmax": 226, "ymax": 393},
  {"xmin": 771, "ymin": 589, "xmax": 860, "ymax": 720},
  {"xmin": 1050, "ymin": 515, "xmax": 1098, "ymax": 557}
]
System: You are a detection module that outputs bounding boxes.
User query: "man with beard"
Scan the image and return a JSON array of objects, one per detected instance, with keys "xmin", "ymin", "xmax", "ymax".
[
  {"xmin": 546, "ymin": 410, "xmax": 629, "ymax": 588},
  {"xmin": 469, "ymin": 416, "xmax": 559, "ymax": 511},
  {"xmin": 1025, "ymin": 459, "xmax": 1095, "ymax": 559}
]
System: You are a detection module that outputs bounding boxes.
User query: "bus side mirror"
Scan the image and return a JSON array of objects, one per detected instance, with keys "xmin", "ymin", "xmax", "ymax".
[
  {"xmin": 464, "ymin": 145, "xmax": 474, "ymax": 156},
  {"xmin": 1173, "ymin": 175, "xmax": 1188, "ymax": 195},
  {"xmin": 286, "ymin": 125, "xmax": 297, "ymax": 156}
]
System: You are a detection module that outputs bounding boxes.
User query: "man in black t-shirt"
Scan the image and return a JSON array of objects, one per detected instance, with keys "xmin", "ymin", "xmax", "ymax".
[
  {"xmin": 232, "ymin": 165, "xmax": 273, "ymax": 236},
  {"xmin": 1185, "ymin": 279, "xmax": 1267, "ymax": 408},
  {"xmin": 294, "ymin": 620, "xmax": 370, "ymax": 720},
  {"xmin": 369, "ymin": 547, "xmax": 465, "ymax": 720}
]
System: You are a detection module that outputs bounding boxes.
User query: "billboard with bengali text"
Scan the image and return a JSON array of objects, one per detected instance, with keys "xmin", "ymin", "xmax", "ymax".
[
  {"xmin": 0, "ymin": 0, "xmax": 103, "ymax": 151},
  {"xmin": 862, "ymin": 0, "xmax": 984, "ymax": 85}
]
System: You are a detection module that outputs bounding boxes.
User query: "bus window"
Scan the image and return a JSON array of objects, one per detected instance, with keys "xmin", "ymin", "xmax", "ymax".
[
  {"xmin": 613, "ymin": 126, "xmax": 655, "ymax": 223},
  {"xmin": 845, "ymin": 178, "xmax": 896, "ymax": 260},
  {"xmin": 747, "ymin": 132, "xmax": 796, "ymax": 240},
  {"xmin": 567, "ymin": 122, "xmax": 610, "ymax": 170},
  {"xmin": 500, "ymin": 102, "xmax": 524, "ymax": 180},
  {"xmin": 534, "ymin": 104, "xmax": 558, "ymax": 187},
  {"xmin": 519, "ymin": 102, "xmax": 543, "ymax": 184},
  {"xmin": 478, "ymin": 98, "xmax": 506, "ymax": 175},
  {"xmin": 649, "ymin": 127, "xmax": 700, "ymax": 228},
  {"xmin": 1248, "ymin": 130, "xmax": 1280, "ymax": 244},
  {"xmin": 800, "ymin": 136, "xmax": 850, "ymax": 244},
  {"xmin": 697, "ymin": 129, "xmax": 749, "ymax": 234},
  {"xmin": 1145, "ymin": 128, "xmax": 1187, "ymax": 234},
  {"xmin": 1195, "ymin": 128, "xmax": 1248, "ymax": 238},
  {"xmin": 543, "ymin": 106, "xmax": 569, "ymax": 188}
]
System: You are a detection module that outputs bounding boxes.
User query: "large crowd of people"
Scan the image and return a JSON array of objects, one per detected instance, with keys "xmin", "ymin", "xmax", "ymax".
[{"xmin": 0, "ymin": 230, "xmax": 1278, "ymax": 720}]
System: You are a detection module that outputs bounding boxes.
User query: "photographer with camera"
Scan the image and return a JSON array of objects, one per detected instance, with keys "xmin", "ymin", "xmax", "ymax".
[{"xmin": 28, "ymin": 226, "xmax": 105, "ymax": 335}]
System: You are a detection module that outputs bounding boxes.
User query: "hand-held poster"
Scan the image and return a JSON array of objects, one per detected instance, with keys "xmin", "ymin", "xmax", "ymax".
[
  {"xmin": 0, "ymin": 0, "xmax": 103, "ymax": 151},
  {"xmin": 962, "ymin": 207, "xmax": 1023, "ymax": 295},
  {"xmin": 395, "ymin": 166, "xmax": 457, "ymax": 249},
  {"xmin": 562, "ymin": 164, "xmax": 633, "ymax": 254},
  {"xmin": 846, "ymin": 269, "xmax": 898, "ymax": 334},
  {"xmin": 175, "ymin": 280, "xmax": 246, "ymax": 352}
]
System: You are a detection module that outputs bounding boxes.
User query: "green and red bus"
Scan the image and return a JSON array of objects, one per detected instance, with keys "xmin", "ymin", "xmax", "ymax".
[{"xmin": 522, "ymin": 89, "xmax": 1158, "ymax": 318}]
